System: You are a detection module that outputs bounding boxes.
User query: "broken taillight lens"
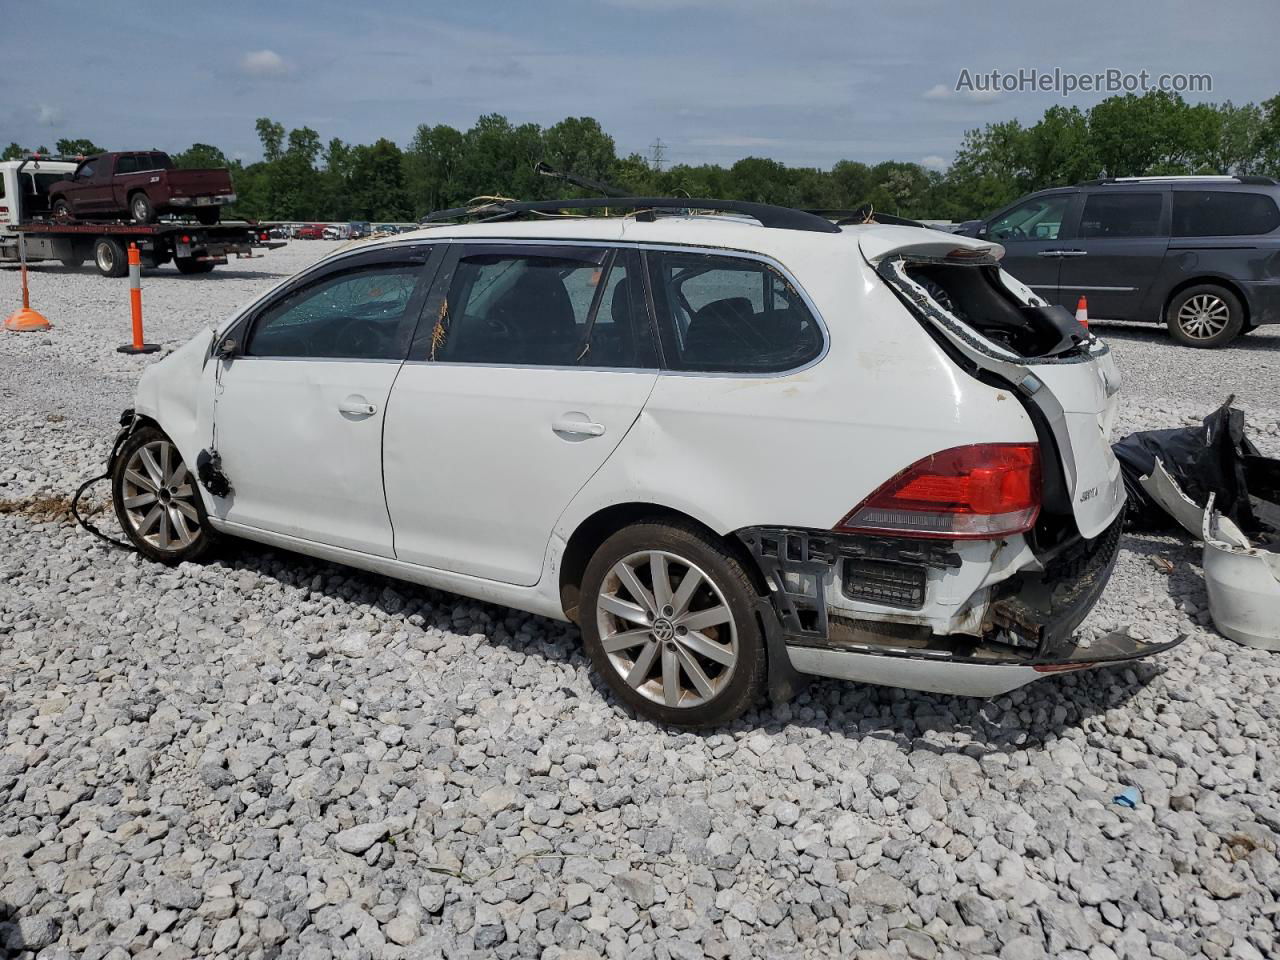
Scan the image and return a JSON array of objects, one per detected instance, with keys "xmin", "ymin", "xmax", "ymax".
[{"xmin": 836, "ymin": 443, "xmax": 1040, "ymax": 539}]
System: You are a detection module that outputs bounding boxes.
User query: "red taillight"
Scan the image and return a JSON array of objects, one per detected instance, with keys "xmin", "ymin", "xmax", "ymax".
[
  {"xmin": 836, "ymin": 443, "xmax": 1041, "ymax": 539},
  {"xmin": 181, "ymin": 235, "xmax": 191, "ymax": 244}
]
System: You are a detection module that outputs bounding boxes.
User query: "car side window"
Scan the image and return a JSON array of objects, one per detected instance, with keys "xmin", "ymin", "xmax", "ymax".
[
  {"xmin": 1173, "ymin": 191, "xmax": 1280, "ymax": 237},
  {"xmin": 78, "ymin": 162, "xmax": 96, "ymax": 180},
  {"xmin": 646, "ymin": 250, "xmax": 823, "ymax": 373},
  {"xmin": 116, "ymin": 156, "xmax": 137, "ymax": 175},
  {"xmin": 247, "ymin": 262, "xmax": 425, "ymax": 360},
  {"xmin": 427, "ymin": 246, "xmax": 653, "ymax": 367},
  {"xmin": 1079, "ymin": 192, "xmax": 1164, "ymax": 238},
  {"xmin": 988, "ymin": 196, "xmax": 1069, "ymax": 241}
]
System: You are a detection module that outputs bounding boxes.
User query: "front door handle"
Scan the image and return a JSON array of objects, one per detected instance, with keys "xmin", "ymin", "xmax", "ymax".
[
  {"xmin": 338, "ymin": 395, "xmax": 377, "ymax": 417},
  {"xmin": 552, "ymin": 416, "xmax": 605, "ymax": 438},
  {"xmin": 1058, "ymin": 249, "xmax": 1089, "ymax": 257}
]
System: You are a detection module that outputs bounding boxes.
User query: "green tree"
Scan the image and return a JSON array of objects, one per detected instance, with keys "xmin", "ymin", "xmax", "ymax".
[
  {"xmin": 172, "ymin": 143, "xmax": 229, "ymax": 168},
  {"xmin": 254, "ymin": 118, "xmax": 285, "ymax": 162},
  {"xmin": 2, "ymin": 142, "xmax": 26, "ymax": 161},
  {"xmin": 55, "ymin": 137, "xmax": 105, "ymax": 157}
]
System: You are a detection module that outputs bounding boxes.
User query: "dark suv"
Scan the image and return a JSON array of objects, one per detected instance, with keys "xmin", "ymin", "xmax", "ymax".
[{"xmin": 957, "ymin": 176, "xmax": 1280, "ymax": 347}]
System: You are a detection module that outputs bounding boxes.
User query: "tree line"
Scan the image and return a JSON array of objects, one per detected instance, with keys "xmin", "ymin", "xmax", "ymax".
[{"xmin": 5, "ymin": 90, "xmax": 1279, "ymax": 223}]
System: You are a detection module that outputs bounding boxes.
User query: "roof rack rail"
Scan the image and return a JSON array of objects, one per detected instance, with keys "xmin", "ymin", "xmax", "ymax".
[
  {"xmin": 806, "ymin": 207, "xmax": 926, "ymax": 228},
  {"xmin": 421, "ymin": 197, "xmax": 842, "ymax": 234},
  {"xmin": 1079, "ymin": 174, "xmax": 1278, "ymax": 186},
  {"xmin": 9, "ymin": 153, "xmax": 86, "ymax": 165}
]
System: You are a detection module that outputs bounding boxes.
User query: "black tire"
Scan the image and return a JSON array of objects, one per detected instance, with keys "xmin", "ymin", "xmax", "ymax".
[
  {"xmin": 1165, "ymin": 284, "xmax": 1244, "ymax": 348},
  {"xmin": 580, "ymin": 520, "xmax": 766, "ymax": 727},
  {"xmin": 51, "ymin": 198, "xmax": 72, "ymax": 219},
  {"xmin": 129, "ymin": 191, "xmax": 156, "ymax": 224},
  {"xmin": 93, "ymin": 237, "xmax": 128, "ymax": 278},
  {"xmin": 195, "ymin": 207, "xmax": 221, "ymax": 226},
  {"xmin": 111, "ymin": 425, "xmax": 215, "ymax": 565},
  {"xmin": 175, "ymin": 257, "xmax": 215, "ymax": 275}
]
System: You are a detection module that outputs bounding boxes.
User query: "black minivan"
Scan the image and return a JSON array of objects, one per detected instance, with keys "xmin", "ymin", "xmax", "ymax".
[{"xmin": 957, "ymin": 176, "xmax": 1280, "ymax": 347}]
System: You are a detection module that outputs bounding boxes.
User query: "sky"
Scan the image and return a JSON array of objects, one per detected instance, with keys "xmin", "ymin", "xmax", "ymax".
[{"xmin": 5, "ymin": 0, "xmax": 1276, "ymax": 171}]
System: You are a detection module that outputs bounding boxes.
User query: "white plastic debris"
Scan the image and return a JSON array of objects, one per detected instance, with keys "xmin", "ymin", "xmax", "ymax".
[{"xmin": 1140, "ymin": 461, "xmax": 1280, "ymax": 652}]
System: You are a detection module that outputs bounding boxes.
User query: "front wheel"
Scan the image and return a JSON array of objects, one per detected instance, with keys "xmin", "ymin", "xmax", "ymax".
[
  {"xmin": 580, "ymin": 521, "xmax": 766, "ymax": 727},
  {"xmin": 111, "ymin": 426, "xmax": 214, "ymax": 564},
  {"xmin": 130, "ymin": 192, "xmax": 156, "ymax": 224},
  {"xmin": 1166, "ymin": 285, "xmax": 1244, "ymax": 348},
  {"xmin": 52, "ymin": 198, "xmax": 72, "ymax": 219}
]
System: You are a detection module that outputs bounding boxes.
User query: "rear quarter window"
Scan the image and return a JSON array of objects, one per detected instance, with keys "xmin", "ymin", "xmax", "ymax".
[
  {"xmin": 645, "ymin": 250, "xmax": 823, "ymax": 373},
  {"xmin": 1173, "ymin": 191, "xmax": 1280, "ymax": 237}
]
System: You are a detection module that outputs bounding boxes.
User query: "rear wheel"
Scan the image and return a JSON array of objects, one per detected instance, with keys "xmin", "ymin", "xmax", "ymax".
[
  {"xmin": 93, "ymin": 237, "xmax": 128, "ymax": 278},
  {"xmin": 112, "ymin": 426, "xmax": 214, "ymax": 564},
  {"xmin": 1166, "ymin": 285, "xmax": 1244, "ymax": 348},
  {"xmin": 129, "ymin": 191, "xmax": 156, "ymax": 224},
  {"xmin": 175, "ymin": 257, "xmax": 215, "ymax": 275},
  {"xmin": 581, "ymin": 521, "xmax": 766, "ymax": 727},
  {"xmin": 195, "ymin": 207, "xmax": 221, "ymax": 226}
]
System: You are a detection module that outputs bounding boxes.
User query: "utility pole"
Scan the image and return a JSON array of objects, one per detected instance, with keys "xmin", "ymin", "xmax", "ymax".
[{"xmin": 648, "ymin": 137, "xmax": 666, "ymax": 172}]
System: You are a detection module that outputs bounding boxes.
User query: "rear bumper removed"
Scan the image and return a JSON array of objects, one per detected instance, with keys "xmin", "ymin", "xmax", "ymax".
[{"xmin": 740, "ymin": 514, "xmax": 1185, "ymax": 698}]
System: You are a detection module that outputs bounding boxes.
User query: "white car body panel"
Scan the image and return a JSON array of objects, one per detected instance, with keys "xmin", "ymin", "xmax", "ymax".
[
  {"xmin": 384, "ymin": 363, "xmax": 657, "ymax": 585},
  {"xmin": 212, "ymin": 358, "xmax": 401, "ymax": 556}
]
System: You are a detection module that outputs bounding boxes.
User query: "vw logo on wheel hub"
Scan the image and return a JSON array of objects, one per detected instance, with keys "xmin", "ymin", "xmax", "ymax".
[{"xmin": 652, "ymin": 618, "xmax": 675, "ymax": 642}]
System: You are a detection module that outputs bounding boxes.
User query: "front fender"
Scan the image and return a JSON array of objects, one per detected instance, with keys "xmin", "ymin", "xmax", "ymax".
[{"xmin": 133, "ymin": 328, "xmax": 215, "ymax": 475}]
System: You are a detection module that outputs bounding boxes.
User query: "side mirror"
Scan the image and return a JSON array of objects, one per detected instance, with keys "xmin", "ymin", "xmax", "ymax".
[
  {"xmin": 976, "ymin": 223, "xmax": 988, "ymax": 238},
  {"xmin": 215, "ymin": 337, "xmax": 239, "ymax": 359}
]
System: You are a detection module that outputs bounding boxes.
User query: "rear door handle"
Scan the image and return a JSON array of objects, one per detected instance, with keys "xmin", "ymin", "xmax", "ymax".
[
  {"xmin": 552, "ymin": 417, "xmax": 605, "ymax": 438},
  {"xmin": 1058, "ymin": 249, "xmax": 1089, "ymax": 257},
  {"xmin": 338, "ymin": 395, "xmax": 378, "ymax": 417}
]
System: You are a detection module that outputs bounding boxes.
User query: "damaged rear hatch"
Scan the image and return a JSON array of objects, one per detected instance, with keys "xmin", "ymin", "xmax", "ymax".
[{"xmin": 860, "ymin": 228, "xmax": 1126, "ymax": 540}]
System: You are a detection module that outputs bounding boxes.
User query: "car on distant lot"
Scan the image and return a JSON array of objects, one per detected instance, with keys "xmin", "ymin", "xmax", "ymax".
[
  {"xmin": 322, "ymin": 225, "xmax": 344, "ymax": 240},
  {"xmin": 296, "ymin": 223, "xmax": 327, "ymax": 239},
  {"xmin": 956, "ymin": 175, "xmax": 1280, "ymax": 348},
  {"xmin": 47, "ymin": 151, "xmax": 236, "ymax": 226},
  {"xmin": 109, "ymin": 198, "xmax": 1181, "ymax": 725}
]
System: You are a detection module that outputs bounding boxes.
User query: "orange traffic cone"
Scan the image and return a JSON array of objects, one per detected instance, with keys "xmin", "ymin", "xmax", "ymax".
[
  {"xmin": 1075, "ymin": 295, "xmax": 1089, "ymax": 329},
  {"xmin": 4, "ymin": 236, "xmax": 50, "ymax": 332}
]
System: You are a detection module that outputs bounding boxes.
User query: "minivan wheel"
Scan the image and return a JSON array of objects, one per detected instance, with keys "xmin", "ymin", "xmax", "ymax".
[
  {"xmin": 581, "ymin": 521, "xmax": 766, "ymax": 727},
  {"xmin": 1166, "ymin": 285, "xmax": 1244, "ymax": 348},
  {"xmin": 112, "ymin": 426, "xmax": 213, "ymax": 564}
]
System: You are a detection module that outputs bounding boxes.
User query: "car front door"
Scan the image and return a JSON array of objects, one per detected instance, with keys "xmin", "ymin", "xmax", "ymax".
[
  {"xmin": 1057, "ymin": 190, "xmax": 1170, "ymax": 321},
  {"xmin": 210, "ymin": 245, "xmax": 438, "ymax": 556},
  {"xmin": 985, "ymin": 192, "xmax": 1079, "ymax": 305},
  {"xmin": 382, "ymin": 243, "xmax": 658, "ymax": 585}
]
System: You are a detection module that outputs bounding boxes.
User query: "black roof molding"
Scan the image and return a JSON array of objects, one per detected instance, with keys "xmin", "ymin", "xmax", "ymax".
[{"xmin": 421, "ymin": 197, "xmax": 843, "ymax": 234}]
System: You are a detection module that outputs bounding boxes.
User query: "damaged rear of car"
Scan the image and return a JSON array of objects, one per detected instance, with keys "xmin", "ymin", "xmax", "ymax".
[{"xmin": 750, "ymin": 228, "xmax": 1182, "ymax": 697}]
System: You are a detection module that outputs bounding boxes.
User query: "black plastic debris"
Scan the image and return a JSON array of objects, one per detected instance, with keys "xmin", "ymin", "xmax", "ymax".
[{"xmin": 1113, "ymin": 396, "xmax": 1269, "ymax": 533}]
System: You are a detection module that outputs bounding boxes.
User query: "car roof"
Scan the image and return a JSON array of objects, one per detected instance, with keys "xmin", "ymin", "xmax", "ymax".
[{"xmin": 369, "ymin": 213, "xmax": 986, "ymax": 262}]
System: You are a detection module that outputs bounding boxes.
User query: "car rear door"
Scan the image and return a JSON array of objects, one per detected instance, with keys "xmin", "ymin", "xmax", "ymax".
[
  {"xmin": 382, "ymin": 242, "xmax": 658, "ymax": 586},
  {"xmin": 1057, "ymin": 189, "xmax": 1170, "ymax": 320},
  {"xmin": 210, "ymin": 244, "xmax": 438, "ymax": 556},
  {"xmin": 984, "ymin": 192, "xmax": 1079, "ymax": 306}
]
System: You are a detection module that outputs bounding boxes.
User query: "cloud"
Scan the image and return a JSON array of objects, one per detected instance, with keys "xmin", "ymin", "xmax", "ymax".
[
  {"xmin": 239, "ymin": 49, "xmax": 292, "ymax": 78},
  {"xmin": 36, "ymin": 103, "xmax": 62, "ymax": 126},
  {"xmin": 921, "ymin": 154, "xmax": 948, "ymax": 170},
  {"xmin": 922, "ymin": 83, "xmax": 952, "ymax": 101}
]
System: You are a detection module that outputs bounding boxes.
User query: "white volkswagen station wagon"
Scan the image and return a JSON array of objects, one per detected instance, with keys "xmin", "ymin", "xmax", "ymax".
[{"xmin": 110, "ymin": 197, "xmax": 1180, "ymax": 725}]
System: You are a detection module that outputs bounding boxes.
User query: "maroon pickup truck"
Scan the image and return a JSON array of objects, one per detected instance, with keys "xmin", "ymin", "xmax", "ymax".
[{"xmin": 47, "ymin": 151, "xmax": 237, "ymax": 225}]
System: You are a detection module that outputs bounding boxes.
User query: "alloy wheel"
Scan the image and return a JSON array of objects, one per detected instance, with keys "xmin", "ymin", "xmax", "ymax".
[
  {"xmin": 96, "ymin": 245, "xmax": 115, "ymax": 274},
  {"xmin": 596, "ymin": 550, "xmax": 738, "ymax": 709},
  {"xmin": 119, "ymin": 440, "xmax": 202, "ymax": 551},
  {"xmin": 1176, "ymin": 293, "xmax": 1230, "ymax": 340}
]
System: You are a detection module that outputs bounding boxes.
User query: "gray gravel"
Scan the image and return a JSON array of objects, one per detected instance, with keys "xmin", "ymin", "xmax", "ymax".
[{"xmin": 2, "ymin": 243, "xmax": 1279, "ymax": 959}]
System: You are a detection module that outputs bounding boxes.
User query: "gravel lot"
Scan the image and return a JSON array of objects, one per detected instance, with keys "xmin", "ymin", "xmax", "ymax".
[{"xmin": 2, "ymin": 241, "xmax": 1278, "ymax": 960}]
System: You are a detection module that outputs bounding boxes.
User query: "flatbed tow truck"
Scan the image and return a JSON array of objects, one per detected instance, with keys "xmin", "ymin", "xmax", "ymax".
[{"xmin": 1, "ymin": 156, "xmax": 284, "ymax": 277}]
